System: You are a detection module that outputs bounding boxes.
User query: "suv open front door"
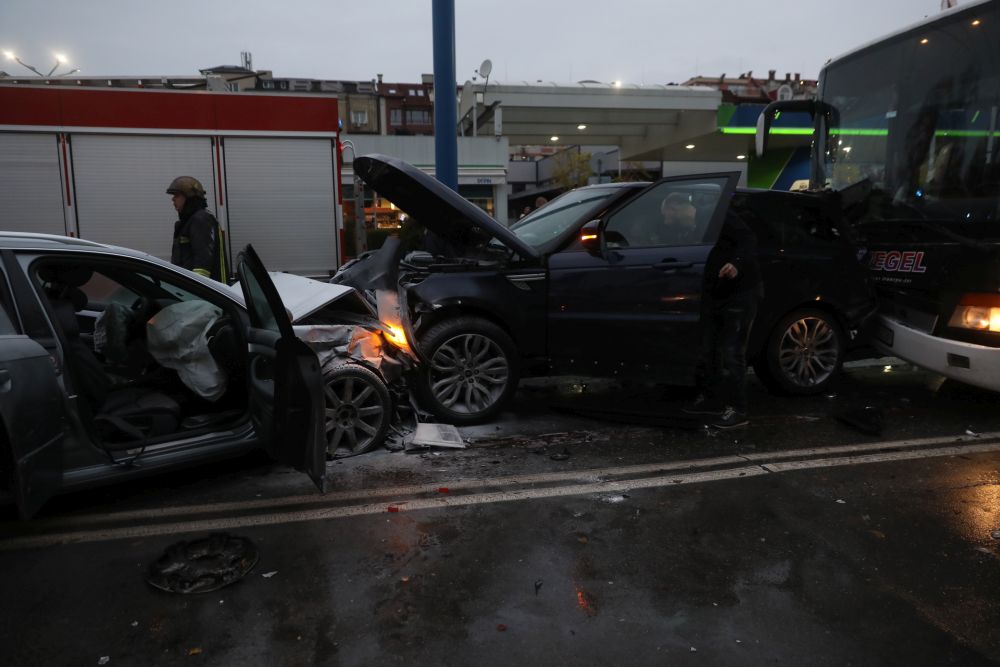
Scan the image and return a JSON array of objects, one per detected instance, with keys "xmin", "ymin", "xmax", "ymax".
[{"xmin": 235, "ymin": 245, "xmax": 326, "ymax": 493}]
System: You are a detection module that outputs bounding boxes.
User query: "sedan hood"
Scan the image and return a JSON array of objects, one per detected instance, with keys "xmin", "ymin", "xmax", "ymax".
[
  {"xmin": 226, "ymin": 272, "xmax": 375, "ymax": 322},
  {"xmin": 354, "ymin": 154, "xmax": 540, "ymax": 260}
]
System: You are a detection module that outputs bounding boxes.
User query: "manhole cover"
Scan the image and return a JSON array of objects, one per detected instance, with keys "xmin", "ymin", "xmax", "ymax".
[{"xmin": 147, "ymin": 533, "xmax": 259, "ymax": 594}]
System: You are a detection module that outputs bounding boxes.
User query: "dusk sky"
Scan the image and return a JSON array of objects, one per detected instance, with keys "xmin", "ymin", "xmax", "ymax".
[{"xmin": 1, "ymin": 1, "xmax": 951, "ymax": 85}]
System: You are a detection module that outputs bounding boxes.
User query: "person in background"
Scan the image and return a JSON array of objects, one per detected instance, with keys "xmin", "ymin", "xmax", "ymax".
[
  {"xmin": 166, "ymin": 176, "xmax": 226, "ymax": 282},
  {"xmin": 534, "ymin": 196, "xmax": 548, "ymax": 210},
  {"xmin": 655, "ymin": 192, "xmax": 701, "ymax": 245}
]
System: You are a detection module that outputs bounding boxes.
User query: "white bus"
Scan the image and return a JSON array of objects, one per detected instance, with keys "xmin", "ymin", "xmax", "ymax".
[{"xmin": 758, "ymin": 0, "xmax": 1000, "ymax": 391}]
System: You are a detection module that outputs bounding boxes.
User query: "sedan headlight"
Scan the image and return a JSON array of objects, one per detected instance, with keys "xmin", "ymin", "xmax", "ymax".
[{"xmin": 948, "ymin": 294, "xmax": 1000, "ymax": 332}]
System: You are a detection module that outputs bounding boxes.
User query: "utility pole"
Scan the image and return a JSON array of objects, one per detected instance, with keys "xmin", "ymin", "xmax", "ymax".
[{"xmin": 432, "ymin": 0, "xmax": 458, "ymax": 191}]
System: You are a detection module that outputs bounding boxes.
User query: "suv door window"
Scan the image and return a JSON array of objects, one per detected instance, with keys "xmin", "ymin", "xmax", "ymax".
[{"xmin": 604, "ymin": 177, "xmax": 730, "ymax": 248}]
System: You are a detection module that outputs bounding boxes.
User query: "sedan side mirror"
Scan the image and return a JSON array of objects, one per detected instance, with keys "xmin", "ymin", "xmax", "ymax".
[{"xmin": 579, "ymin": 220, "xmax": 602, "ymax": 255}]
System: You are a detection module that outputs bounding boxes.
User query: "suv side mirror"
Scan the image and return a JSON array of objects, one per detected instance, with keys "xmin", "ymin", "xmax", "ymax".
[{"xmin": 579, "ymin": 220, "xmax": 602, "ymax": 255}]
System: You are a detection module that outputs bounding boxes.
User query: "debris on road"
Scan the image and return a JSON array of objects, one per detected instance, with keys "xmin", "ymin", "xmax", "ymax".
[
  {"xmin": 262, "ymin": 571, "xmax": 278, "ymax": 579},
  {"xmin": 497, "ymin": 624, "xmax": 507, "ymax": 632},
  {"xmin": 98, "ymin": 658, "xmax": 110, "ymax": 665},
  {"xmin": 147, "ymin": 533, "xmax": 258, "ymax": 595},
  {"xmin": 406, "ymin": 423, "xmax": 465, "ymax": 451},
  {"xmin": 534, "ymin": 579, "xmax": 543, "ymax": 595},
  {"xmin": 187, "ymin": 648, "xmax": 203, "ymax": 656},
  {"xmin": 965, "ymin": 428, "xmax": 980, "ymax": 438},
  {"xmin": 550, "ymin": 448, "xmax": 572, "ymax": 461},
  {"xmin": 991, "ymin": 530, "xmax": 1000, "ymax": 540},
  {"xmin": 833, "ymin": 406, "xmax": 884, "ymax": 436},
  {"xmin": 836, "ymin": 499, "xmax": 847, "ymax": 504}
]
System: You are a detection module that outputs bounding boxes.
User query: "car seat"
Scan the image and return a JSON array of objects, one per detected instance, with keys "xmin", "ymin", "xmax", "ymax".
[{"xmin": 44, "ymin": 266, "xmax": 182, "ymax": 447}]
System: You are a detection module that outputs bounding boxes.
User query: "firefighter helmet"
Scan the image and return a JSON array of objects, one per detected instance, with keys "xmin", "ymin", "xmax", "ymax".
[{"xmin": 166, "ymin": 176, "xmax": 206, "ymax": 198}]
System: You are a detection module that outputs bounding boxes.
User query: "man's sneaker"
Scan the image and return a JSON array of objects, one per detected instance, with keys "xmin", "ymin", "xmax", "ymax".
[
  {"xmin": 682, "ymin": 394, "xmax": 721, "ymax": 415},
  {"xmin": 707, "ymin": 406, "xmax": 748, "ymax": 429}
]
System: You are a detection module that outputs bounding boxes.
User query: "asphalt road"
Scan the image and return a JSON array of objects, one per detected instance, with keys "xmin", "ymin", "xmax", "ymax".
[{"xmin": 2, "ymin": 362, "xmax": 1000, "ymax": 665}]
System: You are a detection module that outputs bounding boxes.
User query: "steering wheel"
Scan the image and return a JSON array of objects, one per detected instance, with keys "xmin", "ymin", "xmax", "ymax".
[{"xmin": 131, "ymin": 296, "xmax": 155, "ymax": 325}]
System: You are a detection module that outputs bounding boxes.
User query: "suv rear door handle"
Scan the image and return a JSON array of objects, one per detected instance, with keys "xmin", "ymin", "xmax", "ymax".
[{"xmin": 654, "ymin": 259, "xmax": 693, "ymax": 271}]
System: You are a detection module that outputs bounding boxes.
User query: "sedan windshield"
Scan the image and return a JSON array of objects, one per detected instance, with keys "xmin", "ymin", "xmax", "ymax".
[{"xmin": 510, "ymin": 187, "xmax": 623, "ymax": 248}]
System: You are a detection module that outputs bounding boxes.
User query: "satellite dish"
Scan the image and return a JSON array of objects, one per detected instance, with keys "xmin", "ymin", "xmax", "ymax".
[{"xmin": 478, "ymin": 59, "xmax": 492, "ymax": 79}]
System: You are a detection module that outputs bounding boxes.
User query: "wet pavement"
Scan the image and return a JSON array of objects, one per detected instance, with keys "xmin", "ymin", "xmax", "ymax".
[{"xmin": 2, "ymin": 362, "xmax": 1000, "ymax": 664}]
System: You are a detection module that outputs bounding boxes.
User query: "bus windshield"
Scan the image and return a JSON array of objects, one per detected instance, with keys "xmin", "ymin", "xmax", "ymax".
[{"xmin": 818, "ymin": 2, "xmax": 1000, "ymax": 227}]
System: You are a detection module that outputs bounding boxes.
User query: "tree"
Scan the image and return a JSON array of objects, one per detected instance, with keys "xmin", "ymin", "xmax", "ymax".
[
  {"xmin": 552, "ymin": 150, "xmax": 593, "ymax": 190},
  {"xmin": 615, "ymin": 160, "xmax": 656, "ymax": 183}
]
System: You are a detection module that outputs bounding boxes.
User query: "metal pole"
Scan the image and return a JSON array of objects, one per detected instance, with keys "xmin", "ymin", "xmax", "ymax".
[{"xmin": 432, "ymin": 0, "xmax": 458, "ymax": 191}]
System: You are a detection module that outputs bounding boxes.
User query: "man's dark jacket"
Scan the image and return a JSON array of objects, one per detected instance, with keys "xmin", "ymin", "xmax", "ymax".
[
  {"xmin": 705, "ymin": 212, "xmax": 763, "ymax": 304},
  {"xmin": 171, "ymin": 200, "xmax": 224, "ymax": 282}
]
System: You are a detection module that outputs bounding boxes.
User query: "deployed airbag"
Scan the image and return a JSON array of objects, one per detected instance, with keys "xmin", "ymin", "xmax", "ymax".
[{"xmin": 146, "ymin": 301, "xmax": 228, "ymax": 401}]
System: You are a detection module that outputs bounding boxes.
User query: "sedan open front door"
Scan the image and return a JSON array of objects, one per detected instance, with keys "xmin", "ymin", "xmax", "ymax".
[{"xmin": 236, "ymin": 245, "xmax": 326, "ymax": 492}]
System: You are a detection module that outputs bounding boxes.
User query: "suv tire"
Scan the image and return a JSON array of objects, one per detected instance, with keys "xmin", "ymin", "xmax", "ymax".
[
  {"xmin": 754, "ymin": 308, "xmax": 845, "ymax": 395},
  {"xmin": 414, "ymin": 316, "xmax": 519, "ymax": 425}
]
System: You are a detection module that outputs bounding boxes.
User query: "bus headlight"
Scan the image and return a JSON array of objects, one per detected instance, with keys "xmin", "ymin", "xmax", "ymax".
[{"xmin": 948, "ymin": 294, "xmax": 1000, "ymax": 332}]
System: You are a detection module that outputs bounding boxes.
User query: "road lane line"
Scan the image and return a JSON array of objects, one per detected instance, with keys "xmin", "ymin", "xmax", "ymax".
[
  {"xmin": 0, "ymin": 467, "xmax": 768, "ymax": 551},
  {"xmin": 761, "ymin": 442, "xmax": 1000, "ymax": 472},
  {"xmin": 4, "ymin": 439, "xmax": 1000, "ymax": 551},
  {"xmin": 32, "ymin": 431, "xmax": 996, "ymax": 528}
]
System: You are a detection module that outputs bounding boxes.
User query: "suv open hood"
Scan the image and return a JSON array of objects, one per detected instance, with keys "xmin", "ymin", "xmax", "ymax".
[{"xmin": 354, "ymin": 154, "xmax": 540, "ymax": 261}]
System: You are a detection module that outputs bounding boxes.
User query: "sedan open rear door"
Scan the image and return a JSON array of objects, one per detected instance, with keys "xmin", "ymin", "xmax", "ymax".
[{"xmin": 235, "ymin": 245, "xmax": 326, "ymax": 492}]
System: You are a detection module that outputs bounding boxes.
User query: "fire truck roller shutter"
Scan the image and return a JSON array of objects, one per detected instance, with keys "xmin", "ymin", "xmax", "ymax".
[
  {"xmin": 222, "ymin": 137, "xmax": 339, "ymax": 275},
  {"xmin": 0, "ymin": 133, "xmax": 67, "ymax": 236},
  {"xmin": 71, "ymin": 135, "xmax": 217, "ymax": 260}
]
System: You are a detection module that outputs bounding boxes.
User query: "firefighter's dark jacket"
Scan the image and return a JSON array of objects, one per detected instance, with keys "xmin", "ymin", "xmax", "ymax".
[
  {"xmin": 705, "ymin": 212, "xmax": 763, "ymax": 303},
  {"xmin": 171, "ymin": 199, "xmax": 225, "ymax": 282}
]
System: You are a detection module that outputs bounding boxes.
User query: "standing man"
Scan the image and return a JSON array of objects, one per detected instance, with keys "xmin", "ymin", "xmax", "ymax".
[
  {"xmin": 684, "ymin": 210, "xmax": 763, "ymax": 429},
  {"xmin": 166, "ymin": 176, "xmax": 226, "ymax": 282}
]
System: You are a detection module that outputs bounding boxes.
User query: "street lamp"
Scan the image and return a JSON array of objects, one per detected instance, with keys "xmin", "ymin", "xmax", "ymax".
[{"xmin": 3, "ymin": 50, "xmax": 79, "ymax": 77}]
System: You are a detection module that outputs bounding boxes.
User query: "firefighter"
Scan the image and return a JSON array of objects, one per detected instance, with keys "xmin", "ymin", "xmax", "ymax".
[{"xmin": 166, "ymin": 176, "xmax": 226, "ymax": 282}]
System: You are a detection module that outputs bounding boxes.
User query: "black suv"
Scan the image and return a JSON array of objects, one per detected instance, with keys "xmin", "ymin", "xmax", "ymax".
[{"xmin": 336, "ymin": 154, "xmax": 876, "ymax": 424}]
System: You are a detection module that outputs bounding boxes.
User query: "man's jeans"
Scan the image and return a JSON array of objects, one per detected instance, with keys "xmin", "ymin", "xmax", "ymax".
[{"xmin": 699, "ymin": 294, "xmax": 759, "ymax": 415}]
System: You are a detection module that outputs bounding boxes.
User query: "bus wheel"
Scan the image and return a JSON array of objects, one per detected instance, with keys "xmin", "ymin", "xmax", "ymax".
[{"xmin": 754, "ymin": 308, "xmax": 844, "ymax": 395}]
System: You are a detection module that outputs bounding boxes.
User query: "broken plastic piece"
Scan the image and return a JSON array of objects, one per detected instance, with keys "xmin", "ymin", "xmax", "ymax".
[
  {"xmin": 98, "ymin": 658, "xmax": 110, "ymax": 665},
  {"xmin": 388, "ymin": 505, "xmax": 400, "ymax": 513},
  {"xmin": 965, "ymin": 428, "xmax": 980, "ymax": 437},
  {"xmin": 836, "ymin": 499, "xmax": 847, "ymax": 504},
  {"xmin": 534, "ymin": 579, "xmax": 543, "ymax": 595},
  {"xmin": 262, "ymin": 571, "xmax": 278, "ymax": 578},
  {"xmin": 438, "ymin": 487, "xmax": 450, "ymax": 494},
  {"xmin": 407, "ymin": 423, "xmax": 465, "ymax": 450},
  {"xmin": 188, "ymin": 648, "xmax": 203, "ymax": 656},
  {"xmin": 497, "ymin": 624, "xmax": 507, "ymax": 632},
  {"xmin": 550, "ymin": 448, "xmax": 571, "ymax": 461}
]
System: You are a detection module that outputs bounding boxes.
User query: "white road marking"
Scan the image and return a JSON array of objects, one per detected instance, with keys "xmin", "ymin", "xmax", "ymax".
[
  {"xmin": 3, "ymin": 437, "xmax": 1000, "ymax": 551},
  {"xmin": 34, "ymin": 430, "xmax": 996, "ymax": 528}
]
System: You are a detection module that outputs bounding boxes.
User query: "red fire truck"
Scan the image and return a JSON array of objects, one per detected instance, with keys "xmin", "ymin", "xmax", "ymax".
[{"xmin": 0, "ymin": 84, "xmax": 344, "ymax": 276}]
